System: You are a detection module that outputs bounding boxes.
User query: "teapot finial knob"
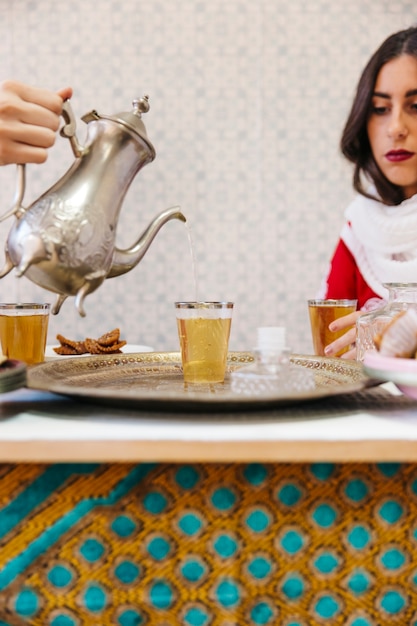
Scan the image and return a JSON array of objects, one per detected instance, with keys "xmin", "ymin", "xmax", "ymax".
[{"xmin": 132, "ymin": 95, "xmax": 150, "ymax": 117}]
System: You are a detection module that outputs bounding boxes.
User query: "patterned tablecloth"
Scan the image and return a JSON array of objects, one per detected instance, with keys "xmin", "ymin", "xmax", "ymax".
[{"xmin": 1, "ymin": 460, "xmax": 417, "ymax": 625}]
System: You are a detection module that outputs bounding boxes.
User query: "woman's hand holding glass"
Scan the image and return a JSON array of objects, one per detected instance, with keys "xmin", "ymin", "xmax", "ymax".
[{"xmin": 324, "ymin": 310, "xmax": 363, "ymax": 360}]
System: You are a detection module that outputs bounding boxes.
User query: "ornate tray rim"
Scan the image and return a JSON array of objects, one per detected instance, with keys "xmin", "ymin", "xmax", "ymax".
[{"xmin": 26, "ymin": 351, "xmax": 372, "ymax": 411}]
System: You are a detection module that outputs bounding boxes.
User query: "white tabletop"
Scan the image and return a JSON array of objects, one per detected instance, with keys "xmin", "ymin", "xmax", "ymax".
[{"xmin": 2, "ymin": 383, "xmax": 417, "ymax": 462}]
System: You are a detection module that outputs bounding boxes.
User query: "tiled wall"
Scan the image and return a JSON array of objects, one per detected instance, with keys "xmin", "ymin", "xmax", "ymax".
[{"xmin": 0, "ymin": 1, "xmax": 414, "ymax": 353}]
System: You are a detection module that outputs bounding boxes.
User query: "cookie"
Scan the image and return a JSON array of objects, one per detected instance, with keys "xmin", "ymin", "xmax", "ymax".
[{"xmin": 54, "ymin": 329, "xmax": 126, "ymax": 356}]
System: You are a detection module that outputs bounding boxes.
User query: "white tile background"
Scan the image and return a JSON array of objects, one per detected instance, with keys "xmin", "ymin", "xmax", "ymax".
[{"xmin": 0, "ymin": 1, "xmax": 414, "ymax": 353}]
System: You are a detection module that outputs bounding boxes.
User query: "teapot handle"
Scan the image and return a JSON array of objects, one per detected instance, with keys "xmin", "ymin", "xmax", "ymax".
[
  {"xmin": 60, "ymin": 100, "xmax": 84, "ymax": 158},
  {"xmin": 0, "ymin": 164, "xmax": 26, "ymax": 222},
  {"xmin": 0, "ymin": 100, "xmax": 83, "ymax": 223}
]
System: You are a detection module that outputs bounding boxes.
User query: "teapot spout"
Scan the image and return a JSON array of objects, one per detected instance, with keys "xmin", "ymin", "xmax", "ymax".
[{"xmin": 108, "ymin": 206, "xmax": 186, "ymax": 279}]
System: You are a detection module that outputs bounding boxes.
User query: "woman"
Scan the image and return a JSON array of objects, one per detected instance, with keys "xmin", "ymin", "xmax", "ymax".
[
  {"xmin": 320, "ymin": 26, "xmax": 417, "ymax": 359},
  {"xmin": 0, "ymin": 80, "xmax": 72, "ymax": 165}
]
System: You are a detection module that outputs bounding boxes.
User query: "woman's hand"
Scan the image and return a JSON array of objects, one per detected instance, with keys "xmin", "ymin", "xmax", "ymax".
[
  {"xmin": 0, "ymin": 80, "xmax": 73, "ymax": 165},
  {"xmin": 323, "ymin": 310, "xmax": 364, "ymax": 360}
]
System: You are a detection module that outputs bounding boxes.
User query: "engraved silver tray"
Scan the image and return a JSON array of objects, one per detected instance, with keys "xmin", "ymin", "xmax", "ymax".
[{"xmin": 27, "ymin": 352, "xmax": 372, "ymax": 410}]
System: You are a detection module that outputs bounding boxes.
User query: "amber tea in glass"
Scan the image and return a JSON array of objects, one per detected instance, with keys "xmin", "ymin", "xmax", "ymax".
[
  {"xmin": 0, "ymin": 303, "xmax": 50, "ymax": 365},
  {"xmin": 308, "ymin": 299, "xmax": 357, "ymax": 357},
  {"xmin": 175, "ymin": 302, "xmax": 233, "ymax": 383}
]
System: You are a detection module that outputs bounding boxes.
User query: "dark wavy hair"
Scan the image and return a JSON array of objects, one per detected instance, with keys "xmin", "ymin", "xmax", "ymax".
[{"xmin": 341, "ymin": 26, "xmax": 417, "ymax": 205}]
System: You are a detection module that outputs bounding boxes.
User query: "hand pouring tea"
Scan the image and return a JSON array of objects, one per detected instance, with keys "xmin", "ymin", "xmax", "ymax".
[{"xmin": 0, "ymin": 96, "xmax": 186, "ymax": 316}]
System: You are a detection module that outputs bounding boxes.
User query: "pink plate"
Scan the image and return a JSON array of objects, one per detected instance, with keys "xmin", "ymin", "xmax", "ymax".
[{"xmin": 363, "ymin": 352, "xmax": 417, "ymax": 399}]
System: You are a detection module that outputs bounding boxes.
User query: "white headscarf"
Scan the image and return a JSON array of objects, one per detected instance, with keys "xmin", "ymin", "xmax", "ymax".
[{"xmin": 341, "ymin": 192, "xmax": 417, "ymax": 300}]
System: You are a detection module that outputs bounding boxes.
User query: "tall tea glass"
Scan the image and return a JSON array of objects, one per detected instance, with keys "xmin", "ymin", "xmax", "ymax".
[
  {"xmin": 308, "ymin": 299, "xmax": 357, "ymax": 357},
  {"xmin": 175, "ymin": 302, "xmax": 233, "ymax": 383},
  {"xmin": 0, "ymin": 303, "xmax": 50, "ymax": 365}
]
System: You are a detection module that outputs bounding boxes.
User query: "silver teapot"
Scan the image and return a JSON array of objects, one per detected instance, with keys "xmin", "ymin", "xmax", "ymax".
[{"xmin": 0, "ymin": 96, "xmax": 186, "ymax": 316}]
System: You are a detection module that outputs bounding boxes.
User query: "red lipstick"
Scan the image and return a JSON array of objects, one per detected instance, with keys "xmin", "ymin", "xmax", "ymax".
[{"xmin": 385, "ymin": 149, "xmax": 415, "ymax": 162}]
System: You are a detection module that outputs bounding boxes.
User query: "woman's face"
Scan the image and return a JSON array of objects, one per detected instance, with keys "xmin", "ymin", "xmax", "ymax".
[{"xmin": 367, "ymin": 54, "xmax": 417, "ymax": 200}]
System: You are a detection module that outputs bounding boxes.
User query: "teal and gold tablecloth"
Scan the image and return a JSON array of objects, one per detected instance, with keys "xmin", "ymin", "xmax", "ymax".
[{"xmin": 1, "ymin": 461, "xmax": 417, "ymax": 625}]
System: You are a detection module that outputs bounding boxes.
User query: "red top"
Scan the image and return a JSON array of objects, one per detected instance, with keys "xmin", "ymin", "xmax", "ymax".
[{"xmin": 323, "ymin": 239, "xmax": 379, "ymax": 309}]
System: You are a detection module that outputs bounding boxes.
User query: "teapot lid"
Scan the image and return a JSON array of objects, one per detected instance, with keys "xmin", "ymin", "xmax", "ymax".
[{"xmin": 82, "ymin": 95, "xmax": 155, "ymax": 156}]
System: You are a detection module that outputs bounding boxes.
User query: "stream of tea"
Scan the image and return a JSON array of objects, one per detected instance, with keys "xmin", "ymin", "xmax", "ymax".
[{"xmin": 185, "ymin": 222, "xmax": 199, "ymax": 302}]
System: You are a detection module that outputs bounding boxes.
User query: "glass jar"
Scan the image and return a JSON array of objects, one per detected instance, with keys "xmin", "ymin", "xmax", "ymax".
[
  {"xmin": 356, "ymin": 283, "xmax": 417, "ymax": 361},
  {"xmin": 230, "ymin": 327, "xmax": 315, "ymax": 395}
]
